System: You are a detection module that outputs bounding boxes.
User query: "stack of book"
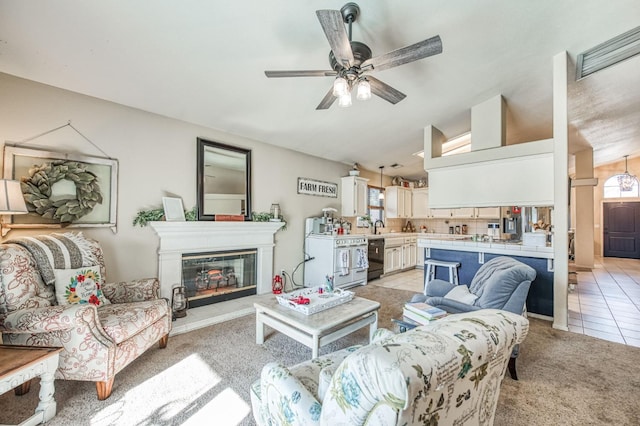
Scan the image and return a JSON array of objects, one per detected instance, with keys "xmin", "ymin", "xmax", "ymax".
[{"xmin": 403, "ymin": 302, "xmax": 448, "ymax": 325}]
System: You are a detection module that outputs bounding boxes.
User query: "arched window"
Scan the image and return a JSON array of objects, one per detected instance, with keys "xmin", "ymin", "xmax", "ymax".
[{"xmin": 603, "ymin": 174, "xmax": 639, "ymax": 198}]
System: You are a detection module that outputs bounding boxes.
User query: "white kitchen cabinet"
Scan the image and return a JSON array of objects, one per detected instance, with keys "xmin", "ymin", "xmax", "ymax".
[
  {"xmin": 384, "ymin": 247, "xmax": 402, "ymax": 273},
  {"xmin": 429, "ymin": 208, "xmax": 452, "ymax": 218},
  {"xmin": 451, "ymin": 207, "xmax": 476, "ymax": 219},
  {"xmin": 411, "ymin": 188, "xmax": 430, "ymax": 218},
  {"xmin": 399, "ymin": 236, "xmax": 417, "ymax": 269},
  {"xmin": 409, "ymin": 243, "xmax": 417, "ymax": 267},
  {"xmin": 385, "ymin": 186, "xmax": 412, "ymax": 218},
  {"xmin": 416, "ymin": 245, "xmax": 425, "ymax": 269},
  {"xmin": 341, "ymin": 176, "xmax": 369, "ymax": 217},
  {"xmin": 403, "ymin": 189, "xmax": 412, "ymax": 218},
  {"xmin": 475, "ymin": 207, "xmax": 501, "ymax": 219}
]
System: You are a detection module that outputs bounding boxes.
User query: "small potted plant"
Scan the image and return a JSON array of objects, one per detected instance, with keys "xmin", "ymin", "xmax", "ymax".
[
  {"xmin": 251, "ymin": 211, "xmax": 287, "ymax": 230},
  {"xmin": 349, "ymin": 163, "xmax": 360, "ymax": 176}
]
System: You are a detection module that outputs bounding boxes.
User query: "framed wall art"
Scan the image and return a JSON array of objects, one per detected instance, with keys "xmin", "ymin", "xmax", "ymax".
[{"xmin": 2, "ymin": 145, "xmax": 119, "ymax": 235}]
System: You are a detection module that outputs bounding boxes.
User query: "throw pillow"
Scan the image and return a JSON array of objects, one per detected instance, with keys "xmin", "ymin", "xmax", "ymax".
[
  {"xmin": 444, "ymin": 285, "xmax": 478, "ymax": 305},
  {"xmin": 317, "ymin": 366, "xmax": 335, "ymax": 403},
  {"xmin": 53, "ymin": 265, "xmax": 110, "ymax": 306}
]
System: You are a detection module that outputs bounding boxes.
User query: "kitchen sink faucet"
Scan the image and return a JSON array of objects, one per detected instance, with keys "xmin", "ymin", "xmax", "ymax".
[{"xmin": 374, "ymin": 220, "xmax": 385, "ymax": 235}]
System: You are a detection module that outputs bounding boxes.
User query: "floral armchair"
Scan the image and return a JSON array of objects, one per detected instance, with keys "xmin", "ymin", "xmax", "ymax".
[
  {"xmin": 0, "ymin": 233, "xmax": 171, "ymax": 400},
  {"xmin": 251, "ymin": 309, "xmax": 528, "ymax": 426}
]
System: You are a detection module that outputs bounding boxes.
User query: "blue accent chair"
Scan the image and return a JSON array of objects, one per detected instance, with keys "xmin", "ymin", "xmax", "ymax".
[{"xmin": 411, "ymin": 256, "xmax": 536, "ymax": 379}]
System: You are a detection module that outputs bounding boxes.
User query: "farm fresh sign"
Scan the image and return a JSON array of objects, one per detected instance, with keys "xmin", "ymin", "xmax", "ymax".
[{"xmin": 297, "ymin": 177, "xmax": 338, "ymax": 198}]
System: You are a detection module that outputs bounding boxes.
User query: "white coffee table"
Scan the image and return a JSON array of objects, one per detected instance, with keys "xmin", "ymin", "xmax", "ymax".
[{"xmin": 254, "ymin": 296, "xmax": 380, "ymax": 358}]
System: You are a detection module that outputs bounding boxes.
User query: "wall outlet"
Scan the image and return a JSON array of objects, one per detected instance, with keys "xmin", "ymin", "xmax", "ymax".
[{"xmin": 281, "ymin": 269, "xmax": 286, "ymax": 277}]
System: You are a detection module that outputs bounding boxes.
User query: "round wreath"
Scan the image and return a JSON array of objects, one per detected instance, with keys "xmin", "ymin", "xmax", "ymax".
[{"xmin": 20, "ymin": 160, "xmax": 103, "ymax": 223}]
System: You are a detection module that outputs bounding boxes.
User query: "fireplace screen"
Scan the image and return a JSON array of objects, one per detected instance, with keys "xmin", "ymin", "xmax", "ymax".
[{"xmin": 182, "ymin": 249, "xmax": 257, "ymax": 308}]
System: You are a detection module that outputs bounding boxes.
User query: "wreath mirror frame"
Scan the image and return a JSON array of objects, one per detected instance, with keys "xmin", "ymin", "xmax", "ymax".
[{"xmin": 2, "ymin": 145, "xmax": 118, "ymax": 235}]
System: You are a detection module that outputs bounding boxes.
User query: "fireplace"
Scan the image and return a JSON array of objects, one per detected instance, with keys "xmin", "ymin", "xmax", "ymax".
[
  {"xmin": 182, "ymin": 249, "xmax": 257, "ymax": 307},
  {"xmin": 149, "ymin": 221, "xmax": 284, "ymax": 304}
]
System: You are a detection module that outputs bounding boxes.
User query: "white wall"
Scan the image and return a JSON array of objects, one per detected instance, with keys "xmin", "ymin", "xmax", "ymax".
[{"xmin": 0, "ymin": 73, "xmax": 350, "ymax": 284}]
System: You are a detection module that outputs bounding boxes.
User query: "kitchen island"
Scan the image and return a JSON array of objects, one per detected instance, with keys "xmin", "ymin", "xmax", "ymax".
[{"xmin": 417, "ymin": 236, "xmax": 554, "ymax": 317}]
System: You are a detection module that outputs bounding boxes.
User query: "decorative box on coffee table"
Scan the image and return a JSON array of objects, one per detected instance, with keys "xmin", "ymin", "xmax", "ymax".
[{"xmin": 275, "ymin": 287, "xmax": 354, "ymax": 315}]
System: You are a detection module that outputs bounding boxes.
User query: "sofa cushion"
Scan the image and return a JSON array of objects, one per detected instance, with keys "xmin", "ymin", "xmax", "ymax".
[
  {"xmin": 288, "ymin": 345, "xmax": 362, "ymax": 401},
  {"xmin": 0, "ymin": 244, "xmax": 52, "ymax": 315},
  {"xmin": 98, "ymin": 299, "xmax": 168, "ymax": 344},
  {"xmin": 53, "ymin": 266, "xmax": 110, "ymax": 306}
]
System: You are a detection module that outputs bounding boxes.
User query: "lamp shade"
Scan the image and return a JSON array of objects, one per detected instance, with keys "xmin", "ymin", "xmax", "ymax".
[
  {"xmin": 338, "ymin": 92, "xmax": 352, "ymax": 107},
  {"xmin": 332, "ymin": 77, "xmax": 349, "ymax": 97},
  {"xmin": 356, "ymin": 79, "xmax": 371, "ymax": 100},
  {"xmin": 0, "ymin": 180, "xmax": 28, "ymax": 214}
]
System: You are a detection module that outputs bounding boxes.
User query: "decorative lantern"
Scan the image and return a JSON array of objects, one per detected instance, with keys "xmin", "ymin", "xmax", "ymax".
[
  {"xmin": 272, "ymin": 275, "xmax": 283, "ymax": 294},
  {"xmin": 171, "ymin": 286, "xmax": 188, "ymax": 321}
]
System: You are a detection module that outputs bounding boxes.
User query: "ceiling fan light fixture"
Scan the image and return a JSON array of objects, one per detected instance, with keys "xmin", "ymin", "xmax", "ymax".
[
  {"xmin": 332, "ymin": 76, "xmax": 349, "ymax": 97},
  {"xmin": 356, "ymin": 78, "xmax": 371, "ymax": 101},
  {"xmin": 338, "ymin": 92, "xmax": 352, "ymax": 107},
  {"xmin": 265, "ymin": 4, "xmax": 442, "ymax": 110}
]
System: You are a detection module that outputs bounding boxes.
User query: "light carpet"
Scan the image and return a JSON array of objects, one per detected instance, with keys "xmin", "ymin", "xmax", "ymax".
[{"xmin": 1, "ymin": 285, "xmax": 639, "ymax": 425}]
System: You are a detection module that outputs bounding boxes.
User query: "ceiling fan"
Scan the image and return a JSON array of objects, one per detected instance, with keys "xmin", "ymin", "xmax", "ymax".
[{"xmin": 264, "ymin": 2, "xmax": 442, "ymax": 110}]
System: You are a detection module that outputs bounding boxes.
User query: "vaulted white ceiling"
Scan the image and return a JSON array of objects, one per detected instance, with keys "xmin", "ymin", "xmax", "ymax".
[{"xmin": 1, "ymin": 0, "xmax": 639, "ymax": 179}]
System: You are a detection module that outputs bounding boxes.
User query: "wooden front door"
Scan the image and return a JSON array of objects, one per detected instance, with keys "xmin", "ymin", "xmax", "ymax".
[{"xmin": 603, "ymin": 202, "xmax": 640, "ymax": 259}]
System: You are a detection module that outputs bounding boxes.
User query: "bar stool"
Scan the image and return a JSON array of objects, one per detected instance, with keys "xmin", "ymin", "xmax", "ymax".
[{"xmin": 424, "ymin": 259, "xmax": 460, "ymax": 294}]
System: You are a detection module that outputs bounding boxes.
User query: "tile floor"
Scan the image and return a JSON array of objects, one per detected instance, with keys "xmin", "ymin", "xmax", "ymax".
[
  {"xmin": 568, "ymin": 256, "xmax": 640, "ymax": 347},
  {"xmin": 369, "ymin": 268, "xmax": 425, "ymax": 293},
  {"xmin": 371, "ymin": 257, "xmax": 640, "ymax": 348}
]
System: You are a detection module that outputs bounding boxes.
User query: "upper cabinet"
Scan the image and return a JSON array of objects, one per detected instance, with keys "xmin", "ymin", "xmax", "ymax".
[
  {"xmin": 475, "ymin": 207, "xmax": 501, "ymax": 219},
  {"xmin": 422, "ymin": 205, "xmax": 501, "ymax": 219},
  {"xmin": 429, "ymin": 208, "xmax": 453, "ymax": 218},
  {"xmin": 385, "ymin": 186, "xmax": 412, "ymax": 218},
  {"xmin": 381, "ymin": 186, "xmax": 502, "ymax": 219},
  {"xmin": 411, "ymin": 188, "xmax": 430, "ymax": 219},
  {"xmin": 450, "ymin": 207, "xmax": 475, "ymax": 218},
  {"xmin": 341, "ymin": 176, "xmax": 369, "ymax": 217}
]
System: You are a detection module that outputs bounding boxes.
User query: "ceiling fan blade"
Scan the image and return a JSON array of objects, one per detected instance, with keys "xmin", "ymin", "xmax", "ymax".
[
  {"xmin": 316, "ymin": 87, "xmax": 337, "ymax": 110},
  {"xmin": 265, "ymin": 70, "xmax": 337, "ymax": 78},
  {"xmin": 316, "ymin": 9, "xmax": 354, "ymax": 68},
  {"xmin": 367, "ymin": 76, "xmax": 406, "ymax": 104},
  {"xmin": 362, "ymin": 35, "xmax": 442, "ymax": 72}
]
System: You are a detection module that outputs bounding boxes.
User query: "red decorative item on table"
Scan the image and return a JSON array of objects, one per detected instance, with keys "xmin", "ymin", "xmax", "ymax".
[
  {"xmin": 272, "ymin": 275, "xmax": 283, "ymax": 294},
  {"xmin": 291, "ymin": 295, "xmax": 310, "ymax": 305}
]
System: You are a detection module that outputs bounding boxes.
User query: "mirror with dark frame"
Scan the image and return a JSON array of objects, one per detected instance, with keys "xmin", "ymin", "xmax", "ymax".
[{"xmin": 197, "ymin": 138, "xmax": 251, "ymax": 221}]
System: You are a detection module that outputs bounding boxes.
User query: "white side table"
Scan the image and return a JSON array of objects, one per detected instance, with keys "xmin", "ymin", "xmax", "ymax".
[{"xmin": 0, "ymin": 345, "xmax": 62, "ymax": 426}]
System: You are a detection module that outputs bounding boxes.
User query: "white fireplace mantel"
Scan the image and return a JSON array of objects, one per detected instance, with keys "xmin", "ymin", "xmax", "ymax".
[{"xmin": 149, "ymin": 221, "xmax": 284, "ymax": 299}]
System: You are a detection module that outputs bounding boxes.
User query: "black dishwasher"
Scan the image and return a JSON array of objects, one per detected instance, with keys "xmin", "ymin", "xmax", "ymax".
[{"xmin": 367, "ymin": 238, "xmax": 384, "ymax": 281}]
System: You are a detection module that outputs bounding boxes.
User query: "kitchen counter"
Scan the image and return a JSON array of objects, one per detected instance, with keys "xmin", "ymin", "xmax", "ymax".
[
  {"xmin": 367, "ymin": 232, "xmax": 450, "ymax": 239},
  {"xmin": 417, "ymin": 235, "xmax": 553, "ymax": 259},
  {"xmin": 364, "ymin": 233, "xmax": 552, "ymax": 259}
]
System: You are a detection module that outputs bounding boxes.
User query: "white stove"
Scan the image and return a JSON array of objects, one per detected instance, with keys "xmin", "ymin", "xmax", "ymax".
[
  {"xmin": 335, "ymin": 236, "xmax": 367, "ymax": 247},
  {"xmin": 303, "ymin": 233, "xmax": 368, "ymax": 289}
]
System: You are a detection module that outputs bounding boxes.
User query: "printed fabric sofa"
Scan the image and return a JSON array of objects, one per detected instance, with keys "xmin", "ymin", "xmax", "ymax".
[
  {"xmin": 0, "ymin": 232, "xmax": 171, "ymax": 400},
  {"xmin": 251, "ymin": 309, "xmax": 528, "ymax": 426}
]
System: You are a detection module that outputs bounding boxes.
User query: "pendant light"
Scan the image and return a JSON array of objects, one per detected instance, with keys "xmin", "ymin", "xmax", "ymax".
[
  {"xmin": 378, "ymin": 166, "xmax": 385, "ymax": 200},
  {"xmin": 618, "ymin": 155, "xmax": 636, "ymax": 192}
]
